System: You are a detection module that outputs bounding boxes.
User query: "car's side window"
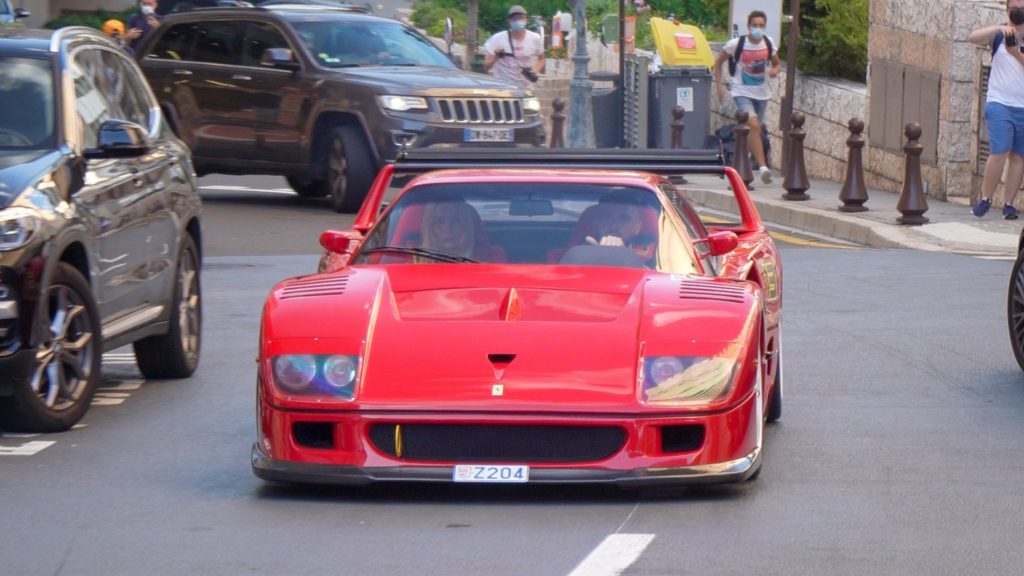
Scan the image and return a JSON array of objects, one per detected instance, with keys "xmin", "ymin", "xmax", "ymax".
[
  {"xmin": 192, "ymin": 21, "xmax": 245, "ymax": 66},
  {"xmin": 71, "ymin": 49, "xmax": 118, "ymax": 149},
  {"xmin": 147, "ymin": 23, "xmax": 198, "ymax": 61},
  {"xmin": 243, "ymin": 22, "xmax": 293, "ymax": 67},
  {"xmin": 99, "ymin": 51, "xmax": 152, "ymax": 131}
]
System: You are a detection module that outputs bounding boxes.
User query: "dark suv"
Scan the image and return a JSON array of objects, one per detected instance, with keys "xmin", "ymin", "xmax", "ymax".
[
  {"xmin": 0, "ymin": 27, "xmax": 203, "ymax": 432},
  {"xmin": 136, "ymin": 3, "xmax": 545, "ymax": 212}
]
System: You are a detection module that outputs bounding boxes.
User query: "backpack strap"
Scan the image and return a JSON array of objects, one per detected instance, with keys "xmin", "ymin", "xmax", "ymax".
[
  {"xmin": 765, "ymin": 36, "xmax": 774, "ymax": 58},
  {"xmin": 507, "ymin": 29, "xmax": 516, "ymax": 58},
  {"xmin": 728, "ymin": 35, "xmax": 746, "ymax": 77},
  {"xmin": 993, "ymin": 31, "xmax": 1004, "ymax": 57}
]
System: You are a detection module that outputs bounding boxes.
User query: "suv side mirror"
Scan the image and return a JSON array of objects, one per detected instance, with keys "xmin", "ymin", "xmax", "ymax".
[
  {"xmin": 14, "ymin": 8, "xmax": 29, "ymax": 19},
  {"xmin": 260, "ymin": 48, "xmax": 300, "ymax": 71},
  {"xmin": 83, "ymin": 119, "xmax": 150, "ymax": 159}
]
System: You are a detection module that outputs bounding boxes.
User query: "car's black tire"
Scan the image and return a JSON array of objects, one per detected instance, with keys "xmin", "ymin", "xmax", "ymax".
[
  {"xmin": 286, "ymin": 176, "xmax": 327, "ymax": 198},
  {"xmin": 134, "ymin": 235, "xmax": 202, "ymax": 379},
  {"xmin": 0, "ymin": 263, "xmax": 102, "ymax": 432},
  {"xmin": 324, "ymin": 125, "xmax": 374, "ymax": 213},
  {"xmin": 766, "ymin": 352, "xmax": 782, "ymax": 422},
  {"xmin": 1009, "ymin": 250, "xmax": 1024, "ymax": 372}
]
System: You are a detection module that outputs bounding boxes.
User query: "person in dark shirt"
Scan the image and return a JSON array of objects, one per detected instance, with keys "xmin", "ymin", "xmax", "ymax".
[{"xmin": 125, "ymin": 0, "xmax": 160, "ymax": 52}]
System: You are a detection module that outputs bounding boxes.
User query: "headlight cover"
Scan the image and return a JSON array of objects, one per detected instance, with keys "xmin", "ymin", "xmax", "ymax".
[
  {"xmin": 378, "ymin": 95, "xmax": 429, "ymax": 112},
  {"xmin": 640, "ymin": 355, "xmax": 737, "ymax": 406},
  {"xmin": 523, "ymin": 97, "xmax": 542, "ymax": 113},
  {"xmin": 0, "ymin": 207, "xmax": 40, "ymax": 251},
  {"xmin": 272, "ymin": 354, "xmax": 360, "ymax": 400}
]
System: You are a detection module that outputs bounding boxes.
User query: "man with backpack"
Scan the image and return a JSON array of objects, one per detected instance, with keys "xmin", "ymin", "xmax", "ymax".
[
  {"xmin": 968, "ymin": 0, "xmax": 1024, "ymax": 220},
  {"xmin": 713, "ymin": 10, "xmax": 781, "ymax": 185}
]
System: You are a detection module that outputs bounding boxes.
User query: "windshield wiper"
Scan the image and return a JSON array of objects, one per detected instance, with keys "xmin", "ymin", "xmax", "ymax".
[{"xmin": 360, "ymin": 245, "xmax": 478, "ymax": 263}]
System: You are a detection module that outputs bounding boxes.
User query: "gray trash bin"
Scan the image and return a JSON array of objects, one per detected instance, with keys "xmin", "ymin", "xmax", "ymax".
[
  {"xmin": 590, "ymin": 71, "xmax": 621, "ymax": 148},
  {"xmin": 647, "ymin": 66, "xmax": 712, "ymax": 149}
]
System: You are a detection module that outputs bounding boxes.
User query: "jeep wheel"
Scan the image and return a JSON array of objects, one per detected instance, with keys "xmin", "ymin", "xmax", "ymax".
[
  {"xmin": 134, "ymin": 235, "xmax": 202, "ymax": 379},
  {"xmin": 325, "ymin": 125, "xmax": 373, "ymax": 213},
  {"xmin": 286, "ymin": 176, "xmax": 327, "ymax": 198},
  {"xmin": 0, "ymin": 263, "xmax": 101, "ymax": 432}
]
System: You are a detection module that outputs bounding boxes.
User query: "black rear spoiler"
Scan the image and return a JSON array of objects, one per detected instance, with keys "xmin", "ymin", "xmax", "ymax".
[{"xmin": 391, "ymin": 147, "xmax": 725, "ymax": 175}]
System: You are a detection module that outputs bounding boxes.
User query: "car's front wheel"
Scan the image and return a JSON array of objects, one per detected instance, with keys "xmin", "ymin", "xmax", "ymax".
[
  {"xmin": 324, "ymin": 125, "xmax": 373, "ymax": 214},
  {"xmin": 1008, "ymin": 250, "xmax": 1024, "ymax": 371},
  {"xmin": 286, "ymin": 176, "xmax": 327, "ymax": 198},
  {"xmin": 134, "ymin": 235, "xmax": 202, "ymax": 379},
  {"xmin": 0, "ymin": 263, "xmax": 101, "ymax": 432}
]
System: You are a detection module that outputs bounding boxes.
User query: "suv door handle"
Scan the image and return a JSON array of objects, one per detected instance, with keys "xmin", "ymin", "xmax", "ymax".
[
  {"xmin": 231, "ymin": 74, "xmax": 252, "ymax": 81},
  {"xmin": 172, "ymin": 69, "xmax": 192, "ymax": 76}
]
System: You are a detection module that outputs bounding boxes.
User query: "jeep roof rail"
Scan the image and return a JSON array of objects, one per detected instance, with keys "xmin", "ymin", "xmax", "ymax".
[
  {"xmin": 256, "ymin": 0, "xmax": 369, "ymax": 12},
  {"xmin": 391, "ymin": 147, "xmax": 726, "ymax": 174}
]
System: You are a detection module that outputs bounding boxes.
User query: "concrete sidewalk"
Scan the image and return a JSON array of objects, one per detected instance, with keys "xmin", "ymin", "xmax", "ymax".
[{"xmin": 684, "ymin": 172, "xmax": 1023, "ymax": 257}]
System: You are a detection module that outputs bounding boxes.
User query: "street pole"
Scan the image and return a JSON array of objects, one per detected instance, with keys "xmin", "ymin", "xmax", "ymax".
[
  {"xmin": 779, "ymin": 0, "xmax": 800, "ymax": 170},
  {"xmin": 567, "ymin": 0, "xmax": 595, "ymax": 148}
]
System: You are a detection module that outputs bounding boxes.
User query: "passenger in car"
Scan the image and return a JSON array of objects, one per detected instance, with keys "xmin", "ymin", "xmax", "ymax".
[{"xmin": 419, "ymin": 199, "xmax": 479, "ymax": 260}]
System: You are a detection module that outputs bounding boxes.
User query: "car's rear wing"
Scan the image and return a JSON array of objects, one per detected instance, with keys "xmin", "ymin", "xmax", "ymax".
[
  {"xmin": 354, "ymin": 148, "xmax": 760, "ymax": 234},
  {"xmin": 388, "ymin": 147, "xmax": 725, "ymax": 174}
]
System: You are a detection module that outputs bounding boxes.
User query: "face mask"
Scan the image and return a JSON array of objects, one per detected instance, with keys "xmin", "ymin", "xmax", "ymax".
[
  {"xmin": 141, "ymin": 5, "xmax": 155, "ymax": 15},
  {"xmin": 510, "ymin": 20, "xmax": 526, "ymax": 31},
  {"xmin": 749, "ymin": 27, "xmax": 765, "ymax": 40},
  {"xmin": 1011, "ymin": 7, "xmax": 1024, "ymax": 25}
]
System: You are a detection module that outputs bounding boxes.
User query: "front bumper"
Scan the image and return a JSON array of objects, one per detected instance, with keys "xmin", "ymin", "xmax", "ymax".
[{"xmin": 252, "ymin": 443, "xmax": 760, "ymax": 486}]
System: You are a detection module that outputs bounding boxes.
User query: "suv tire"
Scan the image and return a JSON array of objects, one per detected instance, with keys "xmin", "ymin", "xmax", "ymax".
[
  {"xmin": 134, "ymin": 235, "xmax": 202, "ymax": 379},
  {"xmin": 287, "ymin": 176, "xmax": 327, "ymax": 198},
  {"xmin": 0, "ymin": 263, "xmax": 101, "ymax": 432},
  {"xmin": 324, "ymin": 125, "xmax": 373, "ymax": 213}
]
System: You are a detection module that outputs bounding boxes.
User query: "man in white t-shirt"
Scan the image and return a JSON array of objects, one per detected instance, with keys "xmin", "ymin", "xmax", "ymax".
[
  {"xmin": 968, "ymin": 0, "xmax": 1024, "ymax": 219},
  {"xmin": 713, "ymin": 10, "xmax": 781, "ymax": 184},
  {"xmin": 483, "ymin": 5, "xmax": 544, "ymax": 89}
]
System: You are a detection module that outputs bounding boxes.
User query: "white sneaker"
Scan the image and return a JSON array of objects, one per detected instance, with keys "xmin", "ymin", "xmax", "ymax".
[{"xmin": 759, "ymin": 166, "xmax": 773, "ymax": 184}]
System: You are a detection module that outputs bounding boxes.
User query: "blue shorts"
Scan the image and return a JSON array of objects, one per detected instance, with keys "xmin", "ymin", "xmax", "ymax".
[
  {"xmin": 733, "ymin": 96, "xmax": 767, "ymax": 121},
  {"xmin": 985, "ymin": 101, "xmax": 1024, "ymax": 155}
]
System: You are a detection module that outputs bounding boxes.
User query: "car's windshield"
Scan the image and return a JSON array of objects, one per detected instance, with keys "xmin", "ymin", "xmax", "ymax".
[
  {"xmin": 0, "ymin": 57, "xmax": 54, "ymax": 149},
  {"xmin": 290, "ymin": 18, "xmax": 456, "ymax": 68},
  {"xmin": 354, "ymin": 181, "xmax": 702, "ymax": 274}
]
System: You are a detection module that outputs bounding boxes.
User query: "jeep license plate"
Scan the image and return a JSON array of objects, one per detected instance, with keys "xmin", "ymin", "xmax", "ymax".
[{"xmin": 464, "ymin": 128, "xmax": 513, "ymax": 143}]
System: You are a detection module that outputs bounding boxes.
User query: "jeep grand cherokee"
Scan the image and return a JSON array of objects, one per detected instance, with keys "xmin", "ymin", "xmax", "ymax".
[{"xmin": 136, "ymin": 3, "xmax": 545, "ymax": 212}]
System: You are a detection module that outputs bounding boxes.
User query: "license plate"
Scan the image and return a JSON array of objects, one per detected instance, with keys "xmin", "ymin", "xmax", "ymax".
[
  {"xmin": 452, "ymin": 464, "xmax": 529, "ymax": 483},
  {"xmin": 464, "ymin": 128, "xmax": 513, "ymax": 142}
]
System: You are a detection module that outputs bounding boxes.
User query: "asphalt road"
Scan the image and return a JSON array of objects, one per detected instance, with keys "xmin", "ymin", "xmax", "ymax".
[{"xmin": 2, "ymin": 175, "xmax": 1024, "ymax": 575}]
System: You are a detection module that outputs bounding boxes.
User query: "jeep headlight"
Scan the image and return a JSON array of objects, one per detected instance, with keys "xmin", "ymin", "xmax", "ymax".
[
  {"xmin": 0, "ymin": 207, "xmax": 40, "ymax": 251},
  {"xmin": 640, "ymin": 355, "xmax": 737, "ymax": 406},
  {"xmin": 272, "ymin": 354, "xmax": 360, "ymax": 400},
  {"xmin": 378, "ymin": 95, "xmax": 429, "ymax": 112},
  {"xmin": 523, "ymin": 97, "xmax": 541, "ymax": 113}
]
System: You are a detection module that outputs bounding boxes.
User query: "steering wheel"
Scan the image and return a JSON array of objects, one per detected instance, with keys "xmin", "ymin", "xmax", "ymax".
[{"xmin": 0, "ymin": 127, "xmax": 31, "ymax": 146}]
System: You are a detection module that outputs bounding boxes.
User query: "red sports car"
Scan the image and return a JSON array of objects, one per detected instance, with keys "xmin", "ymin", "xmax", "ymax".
[{"xmin": 252, "ymin": 150, "xmax": 783, "ymax": 487}]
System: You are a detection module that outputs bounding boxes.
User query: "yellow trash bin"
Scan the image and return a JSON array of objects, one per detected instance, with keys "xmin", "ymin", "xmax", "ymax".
[{"xmin": 649, "ymin": 17, "xmax": 714, "ymax": 70}]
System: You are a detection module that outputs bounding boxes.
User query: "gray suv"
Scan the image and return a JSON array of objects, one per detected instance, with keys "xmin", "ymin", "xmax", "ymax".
[{"xmin": 137, "ymin": 3, "xmax": 545, "ymax": 212}]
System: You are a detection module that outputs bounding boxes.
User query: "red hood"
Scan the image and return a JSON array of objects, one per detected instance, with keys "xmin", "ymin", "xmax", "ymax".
[{"xmin": 262, "ymin": 265, "xmax": 758, "ymax": 413}]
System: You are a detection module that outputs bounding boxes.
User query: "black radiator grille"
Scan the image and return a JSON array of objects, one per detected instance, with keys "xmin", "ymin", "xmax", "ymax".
[{"xmin": 368, "ymin": 423, "xmax": 626, "ymax": 463}]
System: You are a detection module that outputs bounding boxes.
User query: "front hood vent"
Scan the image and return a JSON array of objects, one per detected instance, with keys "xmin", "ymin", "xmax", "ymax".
[
  {"xmin": 279, "ymin": 275, "xmax": 349, "ymax": 299},
  {"xmin": 678, "ymin": 279, "xmax": 747, "ymax": 303}
]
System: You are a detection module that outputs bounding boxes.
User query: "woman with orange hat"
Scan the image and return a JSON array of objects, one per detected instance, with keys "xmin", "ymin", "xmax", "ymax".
[{"xmin": 102, "ymin": 19, "xmax": 131, "ymax": 53}]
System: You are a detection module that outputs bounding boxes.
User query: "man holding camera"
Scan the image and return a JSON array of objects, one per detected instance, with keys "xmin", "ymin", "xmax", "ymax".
[
  {"xmin": 483, "ymin": 5, "xmax": 544, "ymax": 89},
  {"xmin": 969, "ymin": 0, "xmax": 1024, "ymax": 219}
]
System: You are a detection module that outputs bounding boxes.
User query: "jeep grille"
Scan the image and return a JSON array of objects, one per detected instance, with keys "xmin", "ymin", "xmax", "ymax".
[{"xmin": 436, "ymin": 98, "xmax": 523, "ymax": 124}]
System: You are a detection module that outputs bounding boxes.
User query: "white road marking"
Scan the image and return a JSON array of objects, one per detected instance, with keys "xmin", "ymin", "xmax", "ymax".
[
  {"xmin": 566, "ymin": 534, "xmax": 655, "ymax": 576},
  {"xmin": 99, "ymin": 379, "xmax": 144, "ymax": 391},
  {"xmin": 0, "ymin": 440, "xmax": 56, "ymax": 456},
  {"xmin": 200, "ymin": 185, "xmax": 295, "ymax": 195}
]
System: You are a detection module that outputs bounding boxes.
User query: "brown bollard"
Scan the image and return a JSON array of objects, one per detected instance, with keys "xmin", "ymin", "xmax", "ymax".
[
  {"xmin": 733, "ymin": 110, "xmax": 754, "ymax": 188},
  {"xmin": 838, "ymin": 118, "xmax": 868, "ymax": 212},
  {"xmin": 670, "ymin": 106, "xmax": 685, "ymax": 149},
  {"xmin": 896, "ymin": 122, "xmax": 929, "ymax": 225},
  {"xmin": 549, "ymin": 98, "xmax": 566, "ymax": 148},
  {"xmin": 782, "ymin": 112, "xmax": 810, "ymax": 201}
]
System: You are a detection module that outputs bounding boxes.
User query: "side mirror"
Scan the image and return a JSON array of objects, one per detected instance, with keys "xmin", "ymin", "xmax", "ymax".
[
  {"xmin": 83, "ymin": 119, "xmax": 150, "ymax": 159},
  {"xmin": 260, "ymin": 48, "xmax": 300, "ymax": 71},
  {"xmin": 701, "ymin": 230, "xmax": 739, "ymax": 257},
  {"xmin": 319, "ymin": 229, "xmax": 354, "ymax": 254},
  {"xmin": 14, "ymin": 8, "xmax": 29, "ymax": 19}
]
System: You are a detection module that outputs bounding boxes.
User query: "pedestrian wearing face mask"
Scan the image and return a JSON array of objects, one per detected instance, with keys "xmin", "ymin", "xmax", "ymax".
[
  {"xmin": 483, "ymin": 5, "xmax": 544, "ymax": 89},
  {"xmin": 968, "ymin": 0, "xmax": 1024, "ymax": 219},
  {"xmin": 713, "ymin": 10, "xmax": 781, "ymax": 185},
  {"xmin": 125, "ymin": 0, "xmax": 160, "ymax": 52}
]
